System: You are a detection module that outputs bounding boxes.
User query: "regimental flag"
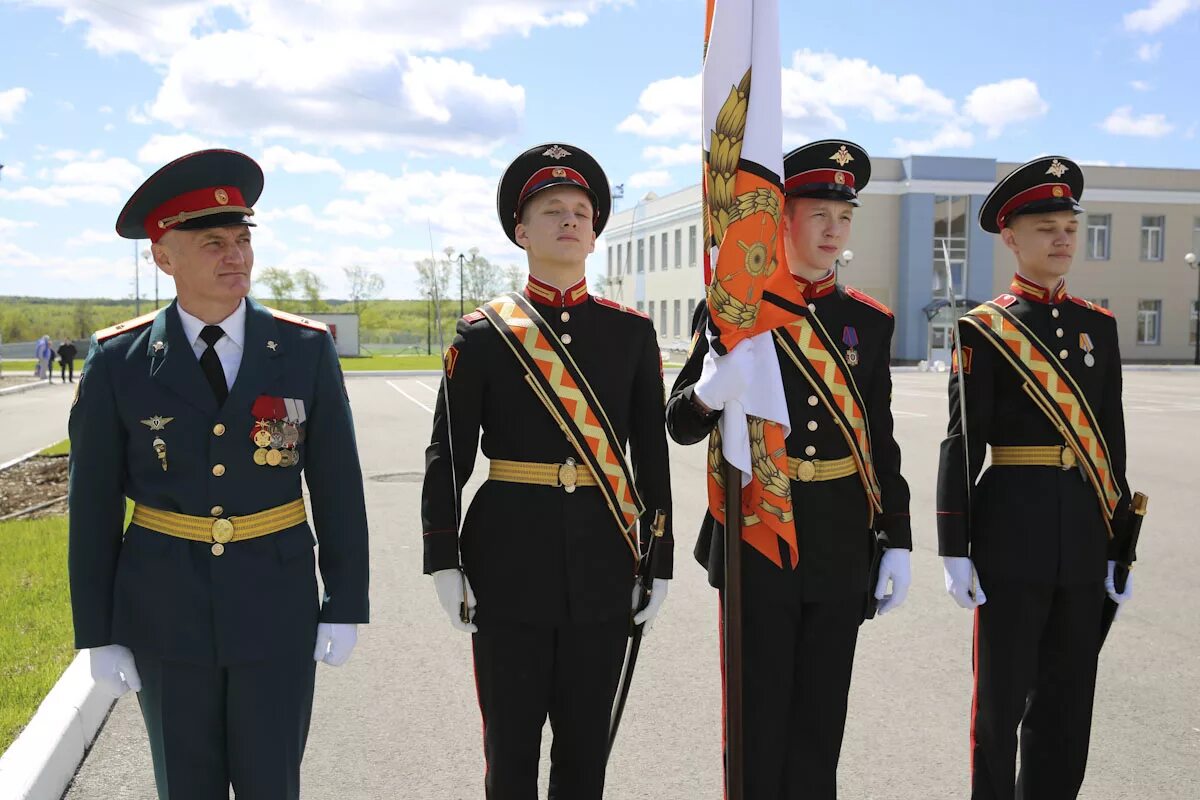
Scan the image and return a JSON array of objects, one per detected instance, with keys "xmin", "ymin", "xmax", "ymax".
[{"xmin": 702, "ymin": 0, "xmax": 807, "ymax": 568}]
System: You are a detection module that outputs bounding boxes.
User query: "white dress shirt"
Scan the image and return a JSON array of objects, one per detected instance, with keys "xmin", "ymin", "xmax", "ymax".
[{"xmin": 176, "ymin": 299, "xmax": 246, "ymax": 391}]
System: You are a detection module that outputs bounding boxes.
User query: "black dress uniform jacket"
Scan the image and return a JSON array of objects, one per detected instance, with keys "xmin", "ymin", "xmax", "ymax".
[
  {"xmin": 936, "ymin": 280, "xmax": 1133, "ymax": 585},
  {"xmin": 421, "ymin": 284, "xmax": 673, "ymax": 625},
  {"xmin": 68, "ymin": 298, "xmax": 370, "ymax": 666},
  {"xmin": 668, "ymin": 280, "xmax": 911, "ymax": 598}
]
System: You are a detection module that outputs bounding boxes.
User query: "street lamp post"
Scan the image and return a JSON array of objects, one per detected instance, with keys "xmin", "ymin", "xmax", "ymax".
[
  {"xmin": 1186, "ymin": 252, "xmax": 1199, "ymax": 366},
  {"xmin": 835, "ymin": 249, "xmax": 854, "ymax": 280},
  {"xmin": 458, "ymin": 252, "xmax": 466, "ymax": 317}
]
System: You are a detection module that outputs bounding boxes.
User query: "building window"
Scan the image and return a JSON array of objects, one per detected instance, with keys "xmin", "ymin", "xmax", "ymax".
[
  {"xmin": 1191, "ymin": 300, "xmax": 1199, "ymax": 348},
  {"xmin": 1193, "ymin": 216, "xmax": 1200, "ymax": 256},
  {"xmin": 607, "ymin": 246, "xmax": 613, "ymax": 277},
  {"xmin": 1086, "ymin": 215, "xmax": 1110, "ymax": 260},
  {"xmin": 687, "ymin": 298, "xmax": 696, "ymax": 328},
  {"xmin": 675, "ymin": 229, "xmax": 682, "ymax": 268},
  {"xmin": 648, "ymin": 300, "xmax": 655, "ymax": 328},
  {"xmin": 1085, "ymin": 298, "xmax": 1109, "ymax": 309},
  {"xmin": 689, "ymin": 225, "xmax": 698, "ymax": 266},
  {"xmin": 1137, "ymin": 300, "xmax": 1161, "ymax": 344},
  {"xmin": 673, "ymin": 300, "xmax": 682, "ymax": 337},
  {"xmin": 637, "ymin": 238, "xmax": 644, "ymax": 273},
  {"xmin": 660, "ymin": 302, "xmax": 667, "ymax": 336},
  {"xmin": 649, "ymin": 235, "xmax": 656, "ymax": 271},
  {"xmin": 1141, "ymin": 216, "xmax": 1165, "ymax": 261},
  {"xmin": 932, "ymin": 195, "xmax": 969, "ymax": 298},
  {"xmin": 636, "ymin": 300, "xmax": 644, "ymax": 312}
]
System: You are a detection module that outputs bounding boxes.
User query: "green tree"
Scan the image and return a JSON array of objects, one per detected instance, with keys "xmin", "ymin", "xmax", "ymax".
[
  {"xmin": 255, "ymin": 267, "xmax": 295, "ymax": 306},
  {"xmin": 294, "ymin": 269, "xmax": 328, "ymax": 311},
  {"xmin": 503, "ymin": 264, "xmax": 524, "ymax": 292},
  {"xmin": 73, "ymin": 300, "xmax": 96, "ymax": 339},
  {"xmin": 343, "ymin": 264, "xmax": 385, "ymax": 314}
]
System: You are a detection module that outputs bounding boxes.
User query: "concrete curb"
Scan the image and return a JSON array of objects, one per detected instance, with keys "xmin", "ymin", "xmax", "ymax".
[
  {"xmin": 0, "ymin": 381, "xmax": 50, "ymax": 396},
  {"xmin": 0, "ymin": 652, "xmax": 114, "ymax": 800}
]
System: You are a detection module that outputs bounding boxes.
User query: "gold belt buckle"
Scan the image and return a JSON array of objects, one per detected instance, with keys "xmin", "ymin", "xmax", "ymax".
[
  {"xmin": 211, "ymin": 517, "xmax": 235, "ymax": 556},
  {"xmin": 558, "ymin": 458, "xmax": 578, "ymax": 493},
  {"xmin": 795, "ymin": 459, "xmax": 816, "ymax": 482},
  {"xmin": 1060, "ymin": 447, "xmax": 1077, "ymax": 470}
]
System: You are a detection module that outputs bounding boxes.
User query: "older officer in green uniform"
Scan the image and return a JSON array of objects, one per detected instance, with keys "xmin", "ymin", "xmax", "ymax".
[
  {"xmin": 936, "ymin": 156, "xmax": 1136, "ymax": 799},
  {"xmin": 69, "ymin": 149, "xmax": 370, "ymax": 800},
  {"xmin": 668, "ymin": 140, "xmax": 912, "ymax": 799},
  {"xmin": 421, "ymin": 142, "xmax": 673, "ymax": 800}
]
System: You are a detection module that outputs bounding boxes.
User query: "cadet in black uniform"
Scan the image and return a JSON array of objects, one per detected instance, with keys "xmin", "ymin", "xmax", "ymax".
[
  {"xmin": 69, "ymin": 149, "xmax": 370, "ymax": 800},
  {"xmin": 936, "ymin": 156, "xmax": 1136, "ymax": 799},
  {"xmin": 667, "ymin": 140, "xmax": 912, "ymax": 799},
  {"xmin": 420, "ymin": 142, "xmax": 673, "ymax": 800}
]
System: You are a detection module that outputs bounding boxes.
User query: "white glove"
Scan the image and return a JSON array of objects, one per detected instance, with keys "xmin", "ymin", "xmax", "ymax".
[
  {"xmin": 433, "ymin": 568, "xmax": 478, "ymax": 633},
  {"xmin": 943, "ymin": 556, "xmax": 987, "ymax": 610},
  {"xmin": 693, "ymin": 344, "xmax": 754, "ymax": 411},
  {"xmin": 89, "ymin": 644, "xmax": 141, "ymax": 698},
  {"xmin": 313, "ymin": 622, "xmax": 358, "ymax": 666},
  {"xmin": 632, "ymin": 578, "xmax": 670, "ymax": 631},
  {"xmin": 1105, "ymin": 560, "xmax": 1134, "ymax": 607},
  {"xmin": 874, "ymin": 548, "xmax": 911, "ymax": 615}
]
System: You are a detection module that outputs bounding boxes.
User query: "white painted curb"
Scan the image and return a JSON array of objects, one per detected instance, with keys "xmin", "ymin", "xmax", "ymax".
[
  {"xmin": 0, "ymin": 653, "xmax": 114, "ymax": 800},
  {"xmin": 0, "ymin": 381, "xmax": 49, "ymax": 396}
]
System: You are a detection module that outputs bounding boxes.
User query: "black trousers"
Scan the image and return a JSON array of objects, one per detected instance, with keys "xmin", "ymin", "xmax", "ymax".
[
  {"xmin": 723, "ymin": 545, "xmax": 864, "ymax": 800},
  {"xmin": 60, "ymin": 360, "xmax": 74, "ymax": 382},
  {"xmin": 471, "ymin": 616, "xmax": 629, "ymax": 800},
  {"xmin": 133, "ymin": 652, "xmax": 316, "ymax": 800},
  {"xmin": 970, "ymin": 580, "xmax": 1105, "ymax": 800}
]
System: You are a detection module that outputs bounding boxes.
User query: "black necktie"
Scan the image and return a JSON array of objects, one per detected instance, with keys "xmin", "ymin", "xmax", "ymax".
[{"xmin": 199, "ymin": 325, "xmax": 229, "ymax": 406}]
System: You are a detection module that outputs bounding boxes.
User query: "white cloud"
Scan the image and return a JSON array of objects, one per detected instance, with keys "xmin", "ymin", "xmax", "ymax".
[
  {"xmin": 98, "ymin": 105, "xmax": 113, "ymax": 114},
  {"xmin": 1137, "ymin": 42, "xmax": 1163, "ymax": 61},
  {"xmin": 52, "ymin": 156, "xmax": 143, "ymax": 189},
  {"xmin": 256, "ymin": 204, "xmax": 392, "ymax": 239},
  {"xmin": 1130, "ymin": 80, "xmax": 1153, "ymax": 91},
  {"xmin": 0, "ymin": 183, "xmax": 124, "ymax": 206},
  {"xmin": 258, "ymin": 146, "xmax": 344, "ymax": 175},
  {"xmin": 0, "ymin": 88, "xmax": 30, "ymax": 121},
  {"xmin": 892, "ymin": 123, "xmax": 975, "ymax": 156},
  {"xmin": 617, "ymin": 75, "xmax": 701, "ymax": 139},
  {"xmin": 643, "ymin": 143, "xmax": 699, "ymax": 168},
  {"xmin": 136, "ymin": 133, "xmax": 219, "ymax": 164},
  {"xmin": 66, "ymin": 228, "xmax": 120, "ymax": 247},
  {"xmin": 1100, "ymin": 106, "xmax": 1175, "ymax": 137},
  {"xmin": 1124, "ymin": 0, "xmax": 1200, "ymax": 33},
  {"xmin": 0, "ymin": 163, "xmax": 27, "ymax": 181},
  {"xmin": 0, "ymin": 217, "xmax": 37, "ymax": 233},
  {"xmin": 963, "ymin": 78, "xmax": 1048, "ymax": 137},
  {"xmin": 627, "ymin": 170, "xmax": 673, "ymax": 189},
  {"xmin": 0, "ymin": 154, "xmax": 143, "ymax": 207}
]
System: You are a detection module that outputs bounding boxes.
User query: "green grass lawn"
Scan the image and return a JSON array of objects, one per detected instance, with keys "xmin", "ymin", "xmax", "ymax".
[
  {"xmin": 1, "ymin": 360, "xmax": 39, "ymax": 375},
  {"xmin": 0, "ymin": 515, "xmax": 74, "ymax": 753},
  {"xmin": 340, "ymin": 354, "xmax": 443, "ymax": 371},
  {"xmin": 38, "ymin": 439, "xmax": 70, "ymax": 457}
]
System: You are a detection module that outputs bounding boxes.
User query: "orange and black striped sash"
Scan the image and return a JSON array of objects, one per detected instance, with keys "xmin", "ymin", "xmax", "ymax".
[
  {"xmin": 963, "ymin": 302, "xmax": 1121, "ymax": 537},
  {"xmin": 481, "ymin": 293, "xmax": 644, "ymax": 556},
  {"xmin": 773, "ymin": 310, "xmax": 883, "ymax": 522}
]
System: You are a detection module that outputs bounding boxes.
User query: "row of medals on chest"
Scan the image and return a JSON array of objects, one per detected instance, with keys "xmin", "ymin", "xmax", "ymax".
[{"xmin": 252, "ymin": 418, "xmax": 303, "ymax": 467}]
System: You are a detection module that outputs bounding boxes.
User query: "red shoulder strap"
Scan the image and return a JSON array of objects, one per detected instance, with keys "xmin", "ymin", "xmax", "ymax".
[{"xmin": 845, "ymin": 287, "xmax": 893, "ymax": 318}]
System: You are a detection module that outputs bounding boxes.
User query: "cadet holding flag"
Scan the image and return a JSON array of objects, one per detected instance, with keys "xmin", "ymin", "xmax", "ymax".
[
  {"xmin": 666, "ymin": 3, "xmax": 912, "ymax": 798},
  {"xmin": 936, "ymin": 156, "xmax": 1140, "ymax": 799},
  {"xmin": 420, "ymin": 142, "xmax": 673, "ymax": 800},
  {"xmin": 68, "ymin": 149, "xmax": 369, "ymax": 800}
]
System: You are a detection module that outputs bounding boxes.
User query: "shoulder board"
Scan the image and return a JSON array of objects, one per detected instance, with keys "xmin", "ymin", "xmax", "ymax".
[
  {"xmin": 844, "ymin": 287, "xmax": 893, "ymax": 318},
  {"xmin": 1069, "ymin": 295, "xmax": 1115, "ymax": 318},
  {"xmin": 992, "ymin": 293, "xmax": 1018, "ymax": 309},
  {"xmin": 95, "ymin": 309, "xmax": 159, "ymax": 341},
  {"xmin": 266, "ymin": 307, "xmax": 328, "ymax": 331},
  {"xmin": 462, "ymin": 309, "xmax": 486, "ymax": 324},
  {"xmin": 593, "ymin": 296, "xmax": 650, "ymax": 319}
]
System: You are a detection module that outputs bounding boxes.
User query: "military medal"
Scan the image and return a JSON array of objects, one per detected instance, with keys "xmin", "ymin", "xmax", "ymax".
[
  {"xmin": 279, "ymin": 449, "xmax": 297, "ymax": 467},
  {"xmin": 253, "ymin": 448, "xmax": 269, "ymax": 466},
  {"xmin": 282, "ymin": 423, "xmax": 299, "ymax": 447},
  {"xmin": 1080, "ymin": 333, "xmax": 1095, "ymax": 367},
  {"xmin": 253, "ymin": 425, "xmax": 273, "ymax": 448},
  {"xmin": 842, "ymin": 326, "xmax": 860, "ymax": 367},
  {"xmin": 140, "ymin": 416, "xmax": 174, "ymax": 471},
  {"xmin": 266, "ymin": 448, "xmax": 283, "ymax": 467},
  {"xmin": 152, "ymin": 437, "xmax": 168, "ymax": 471}
]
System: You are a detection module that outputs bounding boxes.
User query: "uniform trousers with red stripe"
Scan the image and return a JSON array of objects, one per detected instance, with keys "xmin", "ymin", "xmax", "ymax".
[
  {"xmin": 724, "ymin": 544, "xmax": 865, "ymax": 800},
  {"xmin": 971, "ymin": 579, "xmax": 1106, "ymax": 800},
  {"xmin": 471, "ymin": 616, "xmax": 629, "ymax": 800}
]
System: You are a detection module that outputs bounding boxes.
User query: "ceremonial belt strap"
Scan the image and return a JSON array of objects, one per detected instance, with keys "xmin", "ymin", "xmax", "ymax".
[
  {"xmin": 132, "ymin": 499, "xmax": 307, "ymax": 544},
  {"xmin": 489, "ymin": 459, "xmax": 599, "ymax": 490},
  {"xmin": 786, "ymin": 454, "xmax": 858, "ymax": 483},
  {"xmin": 773, "ymin": 313, "xmax": 883, "ymax": 521},
  {"xmin": 991, "ymin": 445, "xmax": 1077, "ymax": 469},
  {"xmin": 481, "ymin": 293, "xmax": 644, "ymax": 557},
  {"xmin": 962, "ymin": 302, "xmax": 1121, "ymax": 536}
]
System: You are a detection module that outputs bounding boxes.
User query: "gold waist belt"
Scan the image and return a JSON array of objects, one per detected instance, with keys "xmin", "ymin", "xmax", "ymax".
[
  {"xmin": 786, "ymin": 455, "xmax": 858, "ymax": 483},
  {"xmin": 131, "ymin": 498, "xmax": 307, "ymax": 557},
  {"xmin": 488, "ymin": 458, "xmax": 598, "ymax": 494},
  {"xmin": 991, "ymin": 445, "xmax": 1077, "ymax": 470}
]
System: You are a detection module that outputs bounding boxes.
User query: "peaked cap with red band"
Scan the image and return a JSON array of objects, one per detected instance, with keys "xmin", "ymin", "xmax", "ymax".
[
  {"xmin": 979, "ymin": 155, "xmax": 1084, "ymax": 234},
  {"xmin": 116, "ymin": 149, "xmax": 264, "ymax": 241},
  {"xmin": 496, "ymin": 142, "xmax": 611, "ymax": 248},
  {"xmin": 783, "ymin": 139, "xmax": 870, "ymax": 206}
]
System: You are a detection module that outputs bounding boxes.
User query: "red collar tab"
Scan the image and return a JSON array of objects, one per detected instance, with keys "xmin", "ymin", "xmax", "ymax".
[
  {"xmin": 784, "ymin": 168, "xmax": 856, "ymax": 193},
  {"xmin": 997, "ymin": 182, "xmax": 1073, "ymax": 230},
  {"xmin": 144, "ymin": 185, "xmax": 252, "ymax": 242},
  {"xmin": 792, "ymin": 270, "xmax": 837, "ymax": 300},
  {"xmin": 1009, "ymin": 273, "xmax": 1067, "ymax": 304},
  {"xmin": 524, "ymin": 275, "xmax": 589, "ymax": 307}
]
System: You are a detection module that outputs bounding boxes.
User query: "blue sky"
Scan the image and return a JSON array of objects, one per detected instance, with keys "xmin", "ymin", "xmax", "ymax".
[{"xmin": 1, "ymin": 0, "xmax": 1197, "ymax": 300}]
